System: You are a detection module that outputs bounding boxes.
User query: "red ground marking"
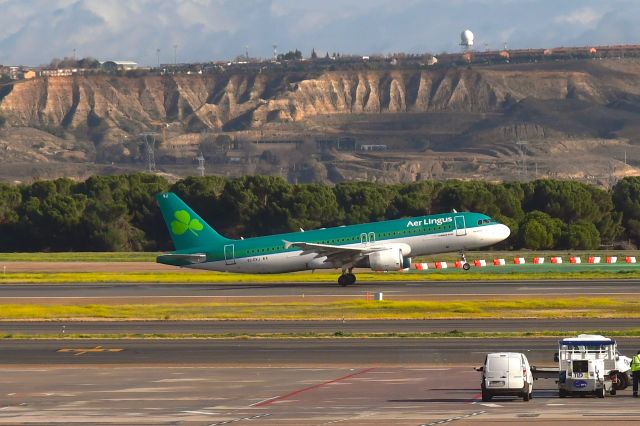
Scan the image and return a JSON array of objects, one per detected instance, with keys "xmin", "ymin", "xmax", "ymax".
[{"xmin": 253, "ymin": 367, "xmax": 377, "ymax": 407}]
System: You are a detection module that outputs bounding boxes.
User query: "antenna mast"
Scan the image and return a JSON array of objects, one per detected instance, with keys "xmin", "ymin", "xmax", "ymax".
[
  {"xmin": 196, "ymin": 152, "xmax": 205, "ymax": 177},
  {"xmin": 140, "ymin": 132, "xmax": 159, "ymax": 172},
  {"xmin": 515, "ymin": 140, "xmax": 528, "ymax": 179}
]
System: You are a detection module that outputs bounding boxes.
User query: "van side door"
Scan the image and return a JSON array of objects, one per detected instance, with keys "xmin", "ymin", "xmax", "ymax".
[{"xmin": 508, "ymin": 355, "xmax": 524, "ymax": 389}]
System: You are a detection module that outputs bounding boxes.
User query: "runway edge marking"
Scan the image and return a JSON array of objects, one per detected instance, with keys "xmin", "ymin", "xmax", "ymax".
[
  {"xmin": 252, "ymin": 367, "xmax": 377, "ymax": 407},
  {"xmin": 421, "ymin": 410, "xmax": 486, "ymax": 426}
]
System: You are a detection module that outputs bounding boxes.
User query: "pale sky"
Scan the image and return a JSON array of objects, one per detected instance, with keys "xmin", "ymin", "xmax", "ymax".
[{"xmin": 1, "ymin": 0, "xmax": 639, "ymax": 66}]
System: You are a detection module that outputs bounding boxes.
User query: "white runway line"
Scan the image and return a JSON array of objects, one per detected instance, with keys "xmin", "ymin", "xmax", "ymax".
[
  {"xmin": 181, "ymin": 410, "xmax": 218, "ymax": 415},
  {"xmin": 249, "ymin": 396, "xmax": 279, "ymax": 407}
]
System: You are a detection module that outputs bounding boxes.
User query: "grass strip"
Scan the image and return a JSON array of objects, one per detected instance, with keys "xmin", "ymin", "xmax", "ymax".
[
  {"xmin": 1, "ymin": 298, "xmax": 639, "ymax": 320},
  {"xmin": 3, "ymin": 329, "xmax": 640, "ymax": 340},
  {"xmin": 0, "ymin": 252, "xmax": 159, "ymax": 262},
  {"xmin": 3, "ymin": 268, "xmax": 640, "ymax": 284}
]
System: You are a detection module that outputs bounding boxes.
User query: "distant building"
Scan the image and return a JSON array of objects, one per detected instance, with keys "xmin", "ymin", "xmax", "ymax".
[
  {"xmin": 40, "ymin": 68, "xmax": 76, "ymax": 77},
  {"xmin": 360, "ymin": 144, "xmax": 387, "ymax": 152},
  {"xmin": 23, "ymin": 70, "xmax": 36, "ymax": 79},
  {"xmin": 101, "ymin": 61, "xmax": 139, "ymax": 72},
  {"xmin": 8, "ymin": 66, "xmax": 20, "ymax": 80}
]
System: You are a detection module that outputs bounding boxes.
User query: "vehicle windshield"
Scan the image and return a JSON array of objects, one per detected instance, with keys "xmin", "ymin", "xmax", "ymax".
[{"xmin": 563, "ymin": 344, "xmax": 608, "ymax": 352}]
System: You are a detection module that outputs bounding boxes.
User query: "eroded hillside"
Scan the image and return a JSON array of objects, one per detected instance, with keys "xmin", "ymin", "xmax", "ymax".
[{"xmin": 2, "ymin": 59, "xmax": 640, "ymax": 184}]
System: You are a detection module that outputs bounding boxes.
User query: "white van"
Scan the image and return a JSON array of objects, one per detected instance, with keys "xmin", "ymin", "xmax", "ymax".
[{"xmin": 478, "ymin": 352, "xmax": 534, "ymax": 401}]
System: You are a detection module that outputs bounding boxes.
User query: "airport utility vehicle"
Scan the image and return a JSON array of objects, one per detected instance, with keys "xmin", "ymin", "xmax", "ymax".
[
  {"xmin": 476, "ymin": 352, "xmax": 533, "ymax": 401},
  {"xmin": 533, "ymin": 334, "xmax": 632, "ymax": 394},
  {"xmin": 554, "ymin": 335, "xmax": 629, "ymax": 397}
]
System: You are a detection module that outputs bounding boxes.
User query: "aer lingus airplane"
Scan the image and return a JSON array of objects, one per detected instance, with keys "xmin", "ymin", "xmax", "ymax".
[{"xmin": 156, "ymin": 192, "xmax": 511, "ymax": 286}]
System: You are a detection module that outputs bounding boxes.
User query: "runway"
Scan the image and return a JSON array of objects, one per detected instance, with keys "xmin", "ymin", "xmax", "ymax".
[
  {"xmin": 1, "ymin": 318, "xmax": 639, "ymax": 335},
  {"xmin": 2, "ymin": 337, "xmax": 640, "ymax": 365},
  {"xmin": 1, "ymin": 279, "xmax": 640, "ymax": 304}
]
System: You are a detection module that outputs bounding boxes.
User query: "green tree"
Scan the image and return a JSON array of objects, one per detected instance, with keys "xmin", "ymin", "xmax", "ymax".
[
  {"xmin": 433, "ymin": 181, "xmax": 500, "ymax": 216},
  {"xmin": 218, "ymin": 176, "xmax": 293, "ymax": 237},
  {"xmin": 517, "ymin": 211, "xmax": 565, "ymax": 249},
  {"xmin": 519, "ymin": 220, "xmax": 551, "ymax": 250},
  {"xmin": 612, "ymin": 177, "xmax": 640, "ymax": 244},
  {"xmin": 563, "ymin": 221, "xmax": 600, "ymax": 250},
  {"xmin": 387, "ymin": 181, "xmax": 442, "ymax": 218},
  {"xmin": 287, "ymin": 184, "xmax": 343, "ymax": 230},
  {"xmin": 333, "ymin": 182, "xmax": 393, "ymax": 224}
]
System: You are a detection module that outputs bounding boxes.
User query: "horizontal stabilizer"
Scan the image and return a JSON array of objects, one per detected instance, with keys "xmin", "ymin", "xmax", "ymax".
[{"xmin": 157, "ymin": 253, "xmax": 207, "ymax": 267}]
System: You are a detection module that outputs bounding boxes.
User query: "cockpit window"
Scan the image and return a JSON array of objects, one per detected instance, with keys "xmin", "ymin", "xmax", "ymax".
[
  {"xmin": 480, "ymin": 219, "xmax": 497, "ymax": 225},
  {"xmin": 477, "ymin": 219, "xmax": 495, "ymax": 225}
]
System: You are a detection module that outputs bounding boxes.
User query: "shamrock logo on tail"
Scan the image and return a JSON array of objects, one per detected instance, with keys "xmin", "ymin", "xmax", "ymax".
[{"xmin": 171, "ymin": 210, "xmax": 204, "ymax": 236}]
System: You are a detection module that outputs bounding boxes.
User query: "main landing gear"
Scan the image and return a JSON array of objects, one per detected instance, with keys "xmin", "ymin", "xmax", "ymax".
[
  {"xmin": 460, "ymin": 251, "xmax": 471, "ymax": 271},
  {"xmin": 338, "ymin": 269, "xmax": 357, "ymax": 286}
]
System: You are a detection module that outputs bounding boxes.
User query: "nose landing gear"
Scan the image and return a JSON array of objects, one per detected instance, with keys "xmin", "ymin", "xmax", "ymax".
[{"xmin": 460, "ymin": 251, "xmax": 471, "ymax": 270}]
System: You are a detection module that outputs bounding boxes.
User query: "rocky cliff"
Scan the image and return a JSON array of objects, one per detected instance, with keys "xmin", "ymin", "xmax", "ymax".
[
  {"xmin": 1, "ymin": 64, "xmax": 632, "ymax": 131},
  {"xmin": 2, "ymin": 59, "xmax": 640, "ymax": 184}
]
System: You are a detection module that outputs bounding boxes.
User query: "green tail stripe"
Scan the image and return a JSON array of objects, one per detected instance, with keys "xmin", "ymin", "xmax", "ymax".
[{"xmin": 156, "ymin": 192, "xmax": 230, "ymax": 251}]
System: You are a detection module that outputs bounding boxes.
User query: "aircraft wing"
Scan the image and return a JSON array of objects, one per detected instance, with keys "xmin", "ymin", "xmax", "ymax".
[{"xmin": 283, "ymin": 240, "xmax": 387, "ymax": 264}]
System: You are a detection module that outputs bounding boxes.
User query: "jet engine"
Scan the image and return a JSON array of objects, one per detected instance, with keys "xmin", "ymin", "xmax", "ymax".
[{"xmin": 368, "ymin": 247, "xmax": 411, "ymax": 272}]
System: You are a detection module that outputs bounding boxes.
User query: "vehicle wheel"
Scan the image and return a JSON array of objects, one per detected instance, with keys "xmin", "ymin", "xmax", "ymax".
[
  {"xmin": 558, "ymin": 389, "xmax": 567, "ymax": 398},
  {"xmin": 610, "ymin": 388, "xmax": 617, "ymax": 396},
  {"xmin": 613, "ymin": 372, "xmax": 628, "ymax": 390},
  {"xmin": 481, "ymin": 390, "xmax": 492, "ymax": 402},
  {"xmin": 523, "ymin": 392, "xmax": 530, "ymax": 402},
  {"xmin": 338, "ymin": 275, "xmax": 349, "ymax": 287},
  {"xmin": 598, "ymin": 387, "xmax": 605, "ymax": 398},
  {"xmin": 529, "ymin": 390, "xmax": 533, "ymax": 400},
  {"xmin": 462, "ymin": 262, "xmax": 471, "ymax": 271}
]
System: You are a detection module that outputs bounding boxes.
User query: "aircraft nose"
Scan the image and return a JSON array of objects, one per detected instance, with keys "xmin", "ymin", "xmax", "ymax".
[{"xmin": 496, "ymin": 224, "xmax": 511, "ymax": 242}]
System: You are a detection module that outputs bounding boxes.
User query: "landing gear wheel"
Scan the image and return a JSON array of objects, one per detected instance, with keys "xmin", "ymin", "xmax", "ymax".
[
  {"xmin": 338, "ymin": 275, "xmax": 349, "ymax": 287},
  {"xmin": 459, "ymin": 251, "xmax": 470, "ymax": 271},
  {"xmin": 338, "ymin": 273, "xmax": 356, "ymax": 287}
]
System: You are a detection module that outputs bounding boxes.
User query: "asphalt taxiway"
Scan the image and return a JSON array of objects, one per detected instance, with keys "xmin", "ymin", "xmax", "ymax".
[
  {"xmin": 2, "ymin": 337, "xmax": 640, "ymax": 365},
  {"xmin": 2, "ymin": 362, "xmax": 640, "ymax": 424},
  {"xmin": 2, "ymin": 279, "xmax": 640, "ymax": 424},
  {"xmin": 1, "ymin": 318, "xmax": 639, "ymax": 335},
  {"xmin": 2, "ymin": 279, "xmax": 640, "ymax": 304}
]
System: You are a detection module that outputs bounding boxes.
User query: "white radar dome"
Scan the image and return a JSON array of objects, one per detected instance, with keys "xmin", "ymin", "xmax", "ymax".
[{"xmin": 461, "ymin": 29, "xmax": 474, "ymax": 47}]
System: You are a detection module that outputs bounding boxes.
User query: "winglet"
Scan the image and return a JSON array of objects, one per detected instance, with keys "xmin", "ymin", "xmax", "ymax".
[{"xmin": 283, "ymin": 240, "xmax": 293, "ymax": 249}]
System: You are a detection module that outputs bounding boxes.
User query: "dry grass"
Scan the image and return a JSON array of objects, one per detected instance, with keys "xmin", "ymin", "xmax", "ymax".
[{"xmin": 0, "ymin": 297, "xmax": 638, "ymax": 320}]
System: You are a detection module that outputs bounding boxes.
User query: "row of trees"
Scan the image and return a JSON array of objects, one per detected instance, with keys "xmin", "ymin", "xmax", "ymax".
[{"xmin": 2, "ymin": 174, "xmax": 640, "ymax": 252}]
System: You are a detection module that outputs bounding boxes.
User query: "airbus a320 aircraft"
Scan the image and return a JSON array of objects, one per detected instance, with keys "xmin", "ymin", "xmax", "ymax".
[{"xmin": 156, "ymin": 192, "xmax": 511, "ymax": 286}]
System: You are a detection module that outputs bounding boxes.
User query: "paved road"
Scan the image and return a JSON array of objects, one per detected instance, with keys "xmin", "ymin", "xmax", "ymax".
[
  {"xmin": 3, "ymin": 365, "xmax": 639, "ymax": 425},
  {"xmin": 3, "ymin": 339, "xmax": 640, "ymax": 424},
  {"xmin": 1, "ymin": 318, "xmax": 639, "ymax": 335},
  {"xmin": 2, "ymin": 337, "xmax": 640, "ymax": 365},
  {"xmin": 1, "ymin": 280, "xmax": 640, "ymax": 303}
]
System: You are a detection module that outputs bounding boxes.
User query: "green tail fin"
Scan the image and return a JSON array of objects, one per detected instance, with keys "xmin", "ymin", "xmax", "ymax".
[{"xmin": 156, "ymin": 192, "xmax": 230, "ymax": 251}]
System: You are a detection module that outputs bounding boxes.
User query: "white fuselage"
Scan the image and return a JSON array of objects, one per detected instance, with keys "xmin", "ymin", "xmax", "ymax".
[{"xmin": 186, "ymin": 223, "xmax": 509, "ymax": 274}]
